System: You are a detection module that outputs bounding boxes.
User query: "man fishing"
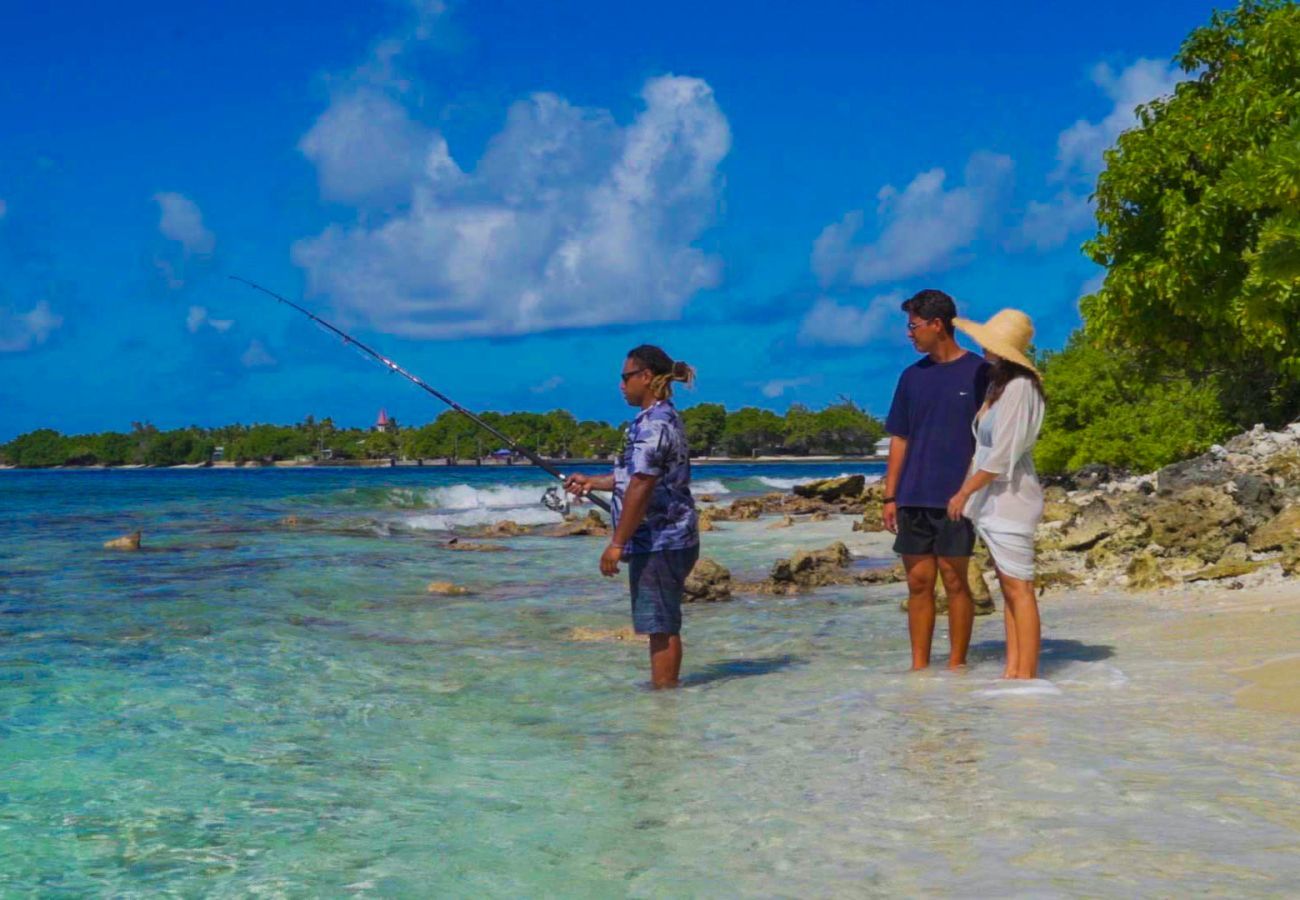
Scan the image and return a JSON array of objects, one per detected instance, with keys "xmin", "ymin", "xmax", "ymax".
[{"xmin": 565, "ymin": 346, "xmax": 699, "ymax": 689}]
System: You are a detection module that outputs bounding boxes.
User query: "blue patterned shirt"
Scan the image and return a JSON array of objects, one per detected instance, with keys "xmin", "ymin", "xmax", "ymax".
[{"xmin": 612, "ymin": 400, "xmax": 699, "ymax": 554}]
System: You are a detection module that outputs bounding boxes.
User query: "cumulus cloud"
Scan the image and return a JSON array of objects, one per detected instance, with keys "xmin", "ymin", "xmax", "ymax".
[
  {"xmin": 294, "ymin": 75, "xmax": 730, "ymax": 339},
  {"xmin": 1055, "ymin": 59, "xmax": 1182, "ymax": 181},
  {"xmin": 797, "ymin": 291, "xmax": 904, "ymax": 348},
  {"xmin": 759, "ymin": 377, "xmax": 815, "ymax": 399},
  {"xmin": 241, "ymin": 339, "xmax": 276, "ymax": 368},
  {"xmin": 1014, "ymin": 59, "xmax": 1182, "ymax": 251},
  {"xmin": 300, "ymin": 89, "xmax": 436, "ymax": 207},
  {"xmin": 530, "ymin": 375, "xmax": 564, "ymax": 394},
  {"xmin": 186, "ymin": 305, "xmax": 233, "ymax": 334},
  {"xmin": 813, "ymin": 153, "xmax": 1012, "ymax": 288},
  {"xmin": 155, "ymin": 192, "xmax": 215, "ymax": 255},
  {"xmin": 1013, "ymin": 190, "xmax": 1095, "ymax": 251},
  {"xmin": 0, "ymin": 300, "xmax": 63, "ymax": 353}
]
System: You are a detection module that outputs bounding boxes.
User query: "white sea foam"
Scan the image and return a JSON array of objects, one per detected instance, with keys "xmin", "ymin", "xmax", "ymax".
[
  {"xmin": 972, "ymin": 679, "xmax": 1064, "ymax": 699},
  {"xmin": 424, "ymin": 483, "xmax": 553, "ymax": 511},
  {"xmin": 1052, "ymin": 662, "xmax": 1129, "ymax": 688},
  {"xmin": 693, "ymin": 479, "xmax": 730, "ymax": 495},
  {"xmin": 755, "ymin": 472, "xmax": 880, "ymax": 490}
]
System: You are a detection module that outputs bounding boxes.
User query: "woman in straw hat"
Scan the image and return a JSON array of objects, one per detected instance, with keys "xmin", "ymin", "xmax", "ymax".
[{"xmin": 945, "ymin": 309, "xmax": 1047, "ymax": 679}]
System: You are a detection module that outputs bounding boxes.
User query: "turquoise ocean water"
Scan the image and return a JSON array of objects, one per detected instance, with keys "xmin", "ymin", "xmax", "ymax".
[{"xmin": 3, "ymin": 465, "xmax": 1298, "ymax": 896}]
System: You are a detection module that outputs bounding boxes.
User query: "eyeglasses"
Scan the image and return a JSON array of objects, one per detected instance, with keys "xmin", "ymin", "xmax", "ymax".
[
  {"xmin": 620, "ymin": 368, "xmax": 647, "ymax": 383},
  {"xmin": 906, "ymin": 319, "xmax": 938, "ymax": 332}
]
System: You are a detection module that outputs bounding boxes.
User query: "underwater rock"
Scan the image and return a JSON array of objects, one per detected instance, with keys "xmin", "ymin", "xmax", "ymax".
[
  {"xmin": 104, "ymin": 531, "xmax": 141, "ymax": 551},
  {"xmin": 427, "ymin": 581, "xmax": 473, "ymax": 596},
  {"xmin": 444, "ymin": 539, "xmax": 508, "ymax": 553},
  {"xmin": 683, "ymin": 558, "xmax": 732, "ymax": 603},
  {"xmin": 567, "ymin": 626, "xmax": 638, "ymax": 642}
]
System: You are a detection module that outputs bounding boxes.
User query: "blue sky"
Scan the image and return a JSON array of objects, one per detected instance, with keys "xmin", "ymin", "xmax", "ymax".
[{"xmin": 0, "ymin": 0, "xmax": 1217, "ymax": 439}]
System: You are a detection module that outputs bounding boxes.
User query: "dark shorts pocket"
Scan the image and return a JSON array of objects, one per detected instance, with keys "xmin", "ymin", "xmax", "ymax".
[{"xmin": 627, "ymin": 545, "xmax": 699, "ymax": 635}]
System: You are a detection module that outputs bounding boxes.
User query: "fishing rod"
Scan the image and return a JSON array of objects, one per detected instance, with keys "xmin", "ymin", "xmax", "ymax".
[{"xmin": 229, "ymin": 276, "xmax": 611, "ymax": 514}]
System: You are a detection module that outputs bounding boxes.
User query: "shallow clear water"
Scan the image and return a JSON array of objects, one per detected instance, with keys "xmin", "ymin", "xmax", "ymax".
[{"xmin": 2, "ymin": 468, "xmax": 1297, "ymax": 896}]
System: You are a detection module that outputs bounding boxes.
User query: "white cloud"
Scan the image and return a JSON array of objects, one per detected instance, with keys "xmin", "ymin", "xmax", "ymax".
[
  {"xmin": 530, "ymin": 375, "xmax": 564, "ymax": 394},
  {"xmin": 155, "ymin": 192, "xmax": 215, "ymax": 255},
  {"xmin": 0, "ymin": 300, "xmax": 63, "ymax": 353},
  {"xmin": 813, "ymin": 152, "xmax": 1012, "ymax": 288},
  {"xmin": 299, "ymin": 89, "xmax": 436, "ymax": 207},
  {"xmin": 294, "ymin": 75, "xmax": 730, "ymax": 339},
  {"xmin": 797, "ymin": 291, "xmax": 903, "ymax": 348},
  {"xmin": 1054, "ymin": 59, "xmax": 1182, "ymax": 181},
  {"xmin": 759, "ymin": 377, "xmax": 814, "ymax": 399},
  {"xmin": 1012, "ymin": 58, "xmax": 1183, "ymax": 253},
  {"xmin": 241, "ymin": 340, "xmax": 276, "ymax": 368},
  {"xmin": 186, "ymin": 306, "xmax": 235, "ymax": 334},
  {"xmin": 1012, "ymin": 190, "xmax": 1094, "ymax": 251}
]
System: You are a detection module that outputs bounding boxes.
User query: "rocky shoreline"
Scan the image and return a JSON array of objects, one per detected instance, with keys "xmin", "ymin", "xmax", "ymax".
[{"xmin": 99, "ymin": 423, "xmax": 1300, "ymax": 608}]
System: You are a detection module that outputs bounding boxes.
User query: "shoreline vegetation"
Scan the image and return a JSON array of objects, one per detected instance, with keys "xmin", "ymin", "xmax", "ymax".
[
  {"xmin": 0, "ymin": 401, "xmax": 887, "ymax": 470},
  {"xmin": 0, "ymin": 454, "xmax": 886, "ymax": 471}
]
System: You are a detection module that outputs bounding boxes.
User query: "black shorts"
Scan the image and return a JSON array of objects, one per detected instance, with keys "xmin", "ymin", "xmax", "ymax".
[{"xmin": 892, "ymin": 506, "xmax": 976, "ymax": 558}]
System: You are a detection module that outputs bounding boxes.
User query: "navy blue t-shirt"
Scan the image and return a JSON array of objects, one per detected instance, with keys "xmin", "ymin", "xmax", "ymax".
[{"xmin": 885, "ymin": 352, "xmax": 990, "ymax": 509}]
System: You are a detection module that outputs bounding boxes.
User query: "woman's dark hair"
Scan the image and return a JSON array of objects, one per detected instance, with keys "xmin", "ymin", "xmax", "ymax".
[
  {"xmin": 986, "ymin": 358, "xmax": 1045, "ymax": 407},
  {"xmin": 900, "ymin": 289, "xmax": 957, "ymax": 336},
  {"xmin": 627, "ymin": 344, "xmax": 695, "ymax": 400}
]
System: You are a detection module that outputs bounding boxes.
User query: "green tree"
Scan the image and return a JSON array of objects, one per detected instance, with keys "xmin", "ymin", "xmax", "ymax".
[
  {"xmin": 811, "ymin": 402, "xmax": 884, "ymax": 454},
  {"xmin": 721, "ymin": 407, "xmax": 786, "ymax": 456},
  {"xmin": 681, "ymin": 403, "xmax": 726, "ymax": 456},
  {"xmin": 1083, "ymin": 0, "xmax": 1300, "ymax": 419},
  {"xmin": 1035, "ymin": 333, "xmax": 1235, "ymax": 474},
  {"xmin": 3, "ymin": 429, "xmax": 69, "ymax": 467},
  {"xmin": 573, "ymin": 420, "xmax": 621, "ymax": 458}
]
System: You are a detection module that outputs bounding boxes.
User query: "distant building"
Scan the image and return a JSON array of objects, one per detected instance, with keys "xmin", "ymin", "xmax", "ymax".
[
  {"xmin": 873, "ymin": 437, "xmax": 891, "ymax": 457},
  {"xmin": 212, "ymin": 445, "xmax": 225, "ymax": 461},
  {"xmin": 373, "ymin": 409, "xmax": 398, "ymax": 434}
]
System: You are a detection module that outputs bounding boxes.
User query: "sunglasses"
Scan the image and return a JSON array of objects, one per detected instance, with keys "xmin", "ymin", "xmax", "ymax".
[
  {"xmin": 906, "ymin": 319, "xmax": 939, "ymax": 332},
  {"xmin": 620, "ymin": 368, "xmax": 647, "ymax": 383}
]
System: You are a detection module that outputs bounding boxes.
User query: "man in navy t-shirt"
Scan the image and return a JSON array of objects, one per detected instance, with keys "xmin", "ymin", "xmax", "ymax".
[{"xmin": 882, "ymin": 289, "xmax": 990, "ymax": 671}]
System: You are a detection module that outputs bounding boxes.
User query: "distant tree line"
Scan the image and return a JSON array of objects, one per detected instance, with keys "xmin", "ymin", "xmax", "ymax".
[{"xmin": 0, "ymin": 403, "xmax": 886, "ymax": 468}]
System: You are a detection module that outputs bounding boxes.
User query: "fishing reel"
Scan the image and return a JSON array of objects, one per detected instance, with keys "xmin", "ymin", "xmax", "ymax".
[{"xmin": 541, "ymin": 485, "xmax": 571, "ymax": 515}]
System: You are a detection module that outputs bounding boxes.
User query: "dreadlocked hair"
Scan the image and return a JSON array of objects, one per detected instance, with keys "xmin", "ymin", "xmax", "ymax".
[{"xmin": 628, "ymin": 344, "xmax": 695, "ymax": 401}]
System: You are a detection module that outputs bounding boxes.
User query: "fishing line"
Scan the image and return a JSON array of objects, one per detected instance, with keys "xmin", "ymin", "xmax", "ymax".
[{"xmin": 229, "ymin": 276, "xmax": 610, "ymax": 514}]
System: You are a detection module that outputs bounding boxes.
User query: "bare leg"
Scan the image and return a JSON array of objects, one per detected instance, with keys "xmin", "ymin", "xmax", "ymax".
[
  {"xmin": 1002, "ymin": 597, "xmax": 1019, "ymax": 679},
  {"xmin": 649, "ymin": 634, "xmax": 682, "ymax": 688},
  {"xmin": 937, "ymin": 556, "xmax": 974, "ymax": 669},
  {"xmin": 903, "ymin": 555, "xmax": 938, "ymax": 670},
  {"xmin": 995, "ymin": 570, "xmax": 1040, "ymax": 679}
]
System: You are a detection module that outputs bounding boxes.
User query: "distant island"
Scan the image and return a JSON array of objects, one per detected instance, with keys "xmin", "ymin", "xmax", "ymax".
[{"xmin": 0, "ymin": 402, "xmax": 887, "ymax": 469}]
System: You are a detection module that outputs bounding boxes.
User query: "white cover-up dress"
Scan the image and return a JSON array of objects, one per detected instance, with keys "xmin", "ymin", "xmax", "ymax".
[{"xmin": 962, "ymin": 377, "xmax": 1046, "ymax": 581}]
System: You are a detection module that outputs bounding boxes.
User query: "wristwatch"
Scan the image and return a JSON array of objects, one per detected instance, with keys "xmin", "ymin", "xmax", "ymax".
[{"xmin": 882, "ymin": 496, "xmax": 896, "ymax": 504}]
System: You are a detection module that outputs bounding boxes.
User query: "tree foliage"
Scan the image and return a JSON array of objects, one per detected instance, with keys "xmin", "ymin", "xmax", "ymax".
[
  {"xmin": 1083, "ymin": 0, "xmax": 1300, "ymax": 389},
  {"xmin": 1, "ymin": 403, "xmax": 881, "ymax": 467},
  {"xmin": 1035, "ymin": 333, "xmax": 1235, "ymax": 474}
]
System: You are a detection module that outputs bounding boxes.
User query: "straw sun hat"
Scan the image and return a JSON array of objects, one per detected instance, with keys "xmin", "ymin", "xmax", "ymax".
[{"xmin": 953, "ymin": 308, "xmax": 1038, "ymax": 374}]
